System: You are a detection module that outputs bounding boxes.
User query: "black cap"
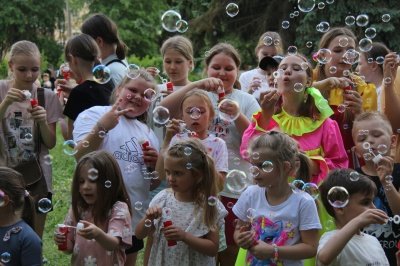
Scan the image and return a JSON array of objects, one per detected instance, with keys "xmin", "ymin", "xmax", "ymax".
[{"xmin": 259, "ymin": 55, "xmax": 284, "ymax": 71}]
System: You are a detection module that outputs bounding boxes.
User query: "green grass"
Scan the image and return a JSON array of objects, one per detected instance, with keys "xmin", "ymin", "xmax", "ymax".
[{"xmin": 42, "ymin": 126, "xmax": 145, "ymax": 265}]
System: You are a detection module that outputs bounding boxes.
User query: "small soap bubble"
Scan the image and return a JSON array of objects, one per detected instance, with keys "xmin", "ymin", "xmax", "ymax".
[
  {"xmin": 367, "ymin": 57, "xmax": 374, "ymax": 64},
  {"xmin": 294, "ymin": 83, "xmax": 304, "ymax": 92},
  {"xmin": 356, "ymin": 14, "xmax": 369, "ymax": 27},
  {"xmin": 290, "ymin": 13, "xmax": 295, "ymax": 19},
  {"xmin": 184, "ymin": 146, "xmax": 192, "ymax": 156},
  {"xmin": 246, "ymin": 208, "xmax": 256, "ymax": 220},
  {"xmin": 343, "ymin": 70, "xmax": 350, "ymax": 77},
  {"xmin": 82, "ymin": 140, "xmax": 90, "ymax": 148},
  {"xmin": 43, "ymin": 154, "xmax": 53, "ymax": 165},
  {"xmin": 316, "ymin": 48, "xmax": 332, "ymax": 64},
  {"xmin": 329, "ymin": 66, "xmax": 337, "ymax": 74},
  {"xmin": 302, "ymin": 183, "xmax": 319, "ymax": 199},
  {"xmin": 186, "ymin": 162, "xmax": 192, "ymax": 169},
  {"xmin": 162, "ymin": 207, "xmax": 172, "ymax": 219},
  {"xmin": 63, "ymin": 140, "xmax": 77, "ymax": 156},
  {"xmin": 343, "ymin": 124, "xmax": 349, "ymax": 130},
  {"xmin": 252, "ymin": 152, "xmax": 260, "ymax": 160},
  {"xmin": 207, "ymin": 196, "xmax": 218, "ymax": 206},
  {"xmin": 337, "ymin": 104, "xmax": 346, "ymax": 113},
  {"xmin": 262, "ymin": 161, "xmax": 274, "ymax": 173},
  {"xmin": 365, "ymin": 27, "xmax": 376, "ymax": 39},
  {"xmin": 301, "ymin": 62, "xmax": 309, "ymax": 70},
  {"xmin": 88, "ymin": 168, "xmax": 99, "ymax": 181},
  {"xmin": 382, "ymin": 14, "xmax": 391, "ymax": 23},
  {"xmin": 385, "ymin": 175, "xmax": 393, "ymax": 183},
  {"xmin": 317, "ymin": 2, "xmax": 325, "ymax": 9},
  {"xmin": 362, "ymin": 142, "xmax": 371, "ymax": 150},
  {"xmin": 376, "ymin": 56, "xmax": 385, "ymax": 65},
  {"xmin": 38, "ymin": 198, "xmax": 52, "ymax": 213},
  {"xmin": 306, "ymin": 41, "xmax": 313, "ymax": 48},
  {"xmin": 126, "ymin": 64, "xmax": 140, "ymax": 79},
  {"xmin": 317, "ymin": 21, "xmax": 330, "ymax": 33},
  {"xmin": 349, "ymin": 171, "xmax": 360, "ymax": 181},
  {"xmin": 153, "ymin": 106, "xmax": 170, "ymax": 125},
  {"xmin": 1, "ymin": 252, "xmax": 11, "ymax": 263},
  {"xmin": 226, "ymin": 3, "xmax": 239, "ymax": 17},
  {"xmin": 339, "ymin": 37, "xmax": 349, "ymax": 47},
  {"xmin": 274, "ymin": 39, "xmax": 281, "ymax": 46},
  {"xmin": 363, "ymin": 153, "xmax": 374, "ymax": 161},
  {"xmin": 359, "ymin": 38, "xmax": 372, "ymax": 52},
  {"xmin": 134, "ymin": 201, "xmax": 143, "ymax": 211},
  {"xmin": 282, "ymin": 20, "xmax": 290, "ymax": 29},
  {"xmin": 343, "ymin": 49, "xmax": 360, "ymax": 65},
  {"xmin": 327, "ymin": 186, "xmax": 349, "ymax": 208},
  {"xmin": 124, "ymin": 164, "xmax": 136, "ymax": 173},
  {"xmin": 226, "ymin": 170, "xmax": 248, "ymax": 193},
  {"xmin": 263, "ymin": 35, "xmax": 273, "ymax": 46},
  {"xmin": 142, "ymin": 88, "xmax": 157, "ymax": 102},
  {"xmin": 93, "ymin": 65, "xmax": 111, "ymax": 84},
  {"xmin": 189, "ymin": 107, "xmax": 202, "ymax": 119},
  {"xmin": 294, "ymin": 11, "xmax": 300, "ymax": 16},
  {"xmin": 291, "ymin": 180, "xmax": 305, "ymax": 191},
  {"xmin": 326, "ymin": 0, "xmax": 334, "ymax": 4},
  {"xmin": 298, "ymin": 0, "xmax": 316, "ymax": 13},
  {"xmin": 104, "ymin": 180, "xmax": 112, "ymax": 188},
  {"xmin": 384, "ymin": 77, "xmax": 392, "ymax": 85},
  {"xmin": 176, "ymin": 19, "xmax": 189, "ymax": 33},
  {"xmin": 287, "ymin": 46, "xmax": 298, "ymax": 55},
  {"xmin": 345, "ymin": 16, "xmax": 355, "ymax": 26},
  {"xmin": 249, "ymin": 165, "xmax": 260, "ymax": 178},
  {"xmin": 98, "ymin": 130, "xmax": 107, "ymax": 138},
  {"xmin": 24, "ymin": 133, "xmax": 33, "ymax": 142},
  {"xmin": 218, "ymin": 99, "xmax": 240, "ymax": 122},
  {"xmin": 377, "ymin": 144, "xmax": 388, "ymax": 154},
  {"xmin": 144, "ymin": 219, "xmax": 152, "ymax": 227},
  {"xmin": 161, "ymin": 10, "xmax": 181, "ymax": 32}
]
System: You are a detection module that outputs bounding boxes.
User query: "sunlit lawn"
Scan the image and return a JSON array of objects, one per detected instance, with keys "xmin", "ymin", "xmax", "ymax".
[{"xmin": 42, "ymin": 126, "xmax": 145, "ymax": 265}]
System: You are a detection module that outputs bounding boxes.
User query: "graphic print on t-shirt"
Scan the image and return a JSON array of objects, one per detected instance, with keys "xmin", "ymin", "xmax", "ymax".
[{"xmin": 113, "ymin": 137, "xmax": 144, "ymax": 165}]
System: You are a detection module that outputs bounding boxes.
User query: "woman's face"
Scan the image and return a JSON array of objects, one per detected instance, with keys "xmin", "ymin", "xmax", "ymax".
[
  {"xmin": 206, "ymin": 53, "xmax": 238, "ymax": 93},
  {"xmin": 324, "ymin": 35, "xmax": 356, "ymax": 78},
  {"xmin": 163, "ymin": 49, "xmax": 192, "ymax": 86}
]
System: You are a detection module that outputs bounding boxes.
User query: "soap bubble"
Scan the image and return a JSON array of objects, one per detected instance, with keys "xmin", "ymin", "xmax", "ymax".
[
  {"xmin": 98, "ymin": 130, "xmax": 107, "ymax": 138},
  {"xmin": 227, "ymin": 202, "xmax": 234, "ymax": 208},
  {"xmin": 161, "ymin": 10, "xmax": 181, "ymax": 32},
  {"xmin": 186, "ymin": 162, "xmax": 192, "ymax": 169},
  {"xmin": 384, "ymin": 77, "xmax": 392, "ymax": 85},
  {"xmin": 263, "ymin": 36, "xmax": 273, "ymax": 46},
  {"xmin": 290, "ymin": 13, "xmax": 295, "ymax": 19},
  {"xmin": 246, "ymin": 208, "xmax": 256, "ymax": 220},
  {"xmin": 81, "ymin": 140, "xmax": 90, "ymax": 148},
  {"xmin": 24, "ymin": 133, "xmax": 33, "ymax": 142},
  {"xmin": 343, "ymin": 49, "xmax": 360, "ymax": 65},
  {"xmin": 134, "ymin": 201, "xmax": 143, "ymax": 211},
  {"xmin": 63, "ymin": 140, "xmax": 77, "ymax": 156},
  {"xmin": 365, "ymin": 27, "xmax": 376, "ymax": 39},
  {"xmin": 359, "ymin": 38, "xmax": 372, "ymax": 52},
  {"xmin": 356, "ymin": 14, "xmax": 369, "ymax": 27},
  {"xmin": 337, "ymin": 104, "xmax": 346, "ymax": 113},
  {"xmin": 252, "ymin": 152, "xmax": 260, "ymax": 160},
  {"xmin": 345, "ymin": 16, "xmax": 355, "ymax": 26},
  {"xmin": 88, "ymin": 168, "xmax": 99, "ymax": 181},
  {"xmin": 226, "ymin": 170, "xmax": 248, "ymax": 193},
  {"xmin": 43, "ymin": 154, "xmax": 53, "ymax": 166},
  {"xmin": 329, "ymin": 66, "xmax": 337, "ymax": 74},
  {"xmin": 38, "ymin": 198, "xmax": 52, "ymax": 213},
  {"xmin": 218, "ymin": 99, "xmax": 240, "ymax": 122},
  {"xmin": 105, "ymin": 180, "xmax": 112, "ymax": 188},
  {"xmin": 339, "ymin": 37, "xmax": 349, "ymax": 47},
  {"xmin": 287, "ymin": 46, "xmax": 298, "ymax": 55},
  {"xmin": 306, "ymin": 41, "xmax": 313, "ymax": 48},
  {"xmin": 143, "ymin": 88, "xmax": 157, "ymax": 102},
  {"xmin": 298, "ymin": 0, "xmax": 315, "ymax": 13},
  {"xmin": 301, "ymin": 62, "xmax": 309, "ymax": 70},
  {"xmin": 377, "ymin": 144, "xmax": 388, "ymax": 154},
  {"xmin": 294, "ymin": 11, "xmax": 299, "ymax": 16},
  {"xmin": 349, "ymin": 171, "xmax": 360, "ymax": 181},
  {"xmin": 162, "ymin": 207, "xmax": 172, "ymax": 219},
  {"xmin": 302, "ymin": 183, "xmax": 319, "ymax": 199},
  {"xmin": 126, "ymin": 64, "xmax": 141, "ymax": 79},
  {"xmin": 376, "ymin": 56, "xmax": 385, "ymax": 64},
  {"xmin": 363, "ymin": 153, "xmax": 374, "ymax": 161},
  {"xmin": 249, "ymin": 165, "xmax": 260, "ymax": 178},
  {"xmin": 189, "ymin": 107, "xmax": 202, "ymax": 119},
  {"xmin": 291, "ymin": 179, "xmax": 305, "ymax": 191},
  {"xmin": 343, "ymin": 70, "xmax": 350, "ymax": 77},
  {"xmin": 294, "ymin": 83, "xmax": 304, "ymax": 92},
  {"xmin": 176, "ymin": 19, "xmax": 189, "ymax": 33},
  {"xmin": 282, "ymin": 21, "xmax": 290, "ymax": 29},
  {"xmin": 327, "ymin": 186, "xmax": 349, "ymax": 208},
  {"xmin": 382, "ymin": 14, "xmax": 391, "ymax": 23},
  {"xmin": 93, "ymin": 65, "xmax": 111, "ymax": 84},
  {"xmin": 362, "ymin": 142, "xmax": 371, "ymax": 150},
  {"xmin": 262, "ymin": 161, "xmax": 274, "ymax": 173},
  {"xmin": 385, "ymin": 175, "xmax": 393, "ymax": 183},
  {"xmin": 153, "ymin": 106, "xmax": 170, "ymax": 125},
  {"xmin": 226, "ymin": 3, "xmax": 239, "ymax": 17},
  {"xmin": 184, "ymin": 146, "xmax": 192, "ymax": 156},
  {"xmin": 316, "ymin": 48, "xmax": 332, "ymax": 64},
  {"xmin": 317, "ymin": 21, "xmax": 330, "ymax": 33},
  {"xmin": 326, "ymin": 0, "xmax": 334, "ymax": 4},
  {"xmin": 207, "ymin": 196, "xmax": 218, "ymax": 206},
  {"xmin": 1, "ymin": 252, "xmax": 11, "ymax": 263},
  {"xmin": 144, "ymin": 219, "xmax": 152, "ymax": 227},
  {"xmin": 317, "ymin": 2, "xmax": 325, "ymax": 9}
]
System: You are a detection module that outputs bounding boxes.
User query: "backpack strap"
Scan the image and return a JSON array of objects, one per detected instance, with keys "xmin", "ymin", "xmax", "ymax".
[
  {"xmin": 35, "ymin": 87, "xmax": 45, "ymax": 154},
  {"xmin": 105, "ymin": 59, "xmax": 127, "ymax": 67},
  {"xmin": 37, "ymin": 87, "xmax": 45, "ymax": 108}
]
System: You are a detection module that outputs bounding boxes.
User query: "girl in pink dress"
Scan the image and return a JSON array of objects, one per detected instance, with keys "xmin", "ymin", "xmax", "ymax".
[{"xmin": 54, "ymin": 150, "xmax": 132, "ymax": 266}]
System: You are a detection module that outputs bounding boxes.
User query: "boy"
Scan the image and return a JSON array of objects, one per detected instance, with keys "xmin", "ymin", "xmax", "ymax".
[
  {"xmin": 317, "ymin": 168, "xmax": 389, "ymax": 265},
  {"xmin": 353, "ymin": 112, "xmax": 400, "ymax": 265}
]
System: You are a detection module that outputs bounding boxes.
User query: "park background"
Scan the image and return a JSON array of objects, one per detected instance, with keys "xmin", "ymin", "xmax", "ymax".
[{"xmin": 1, "ymin": 0, "xmax": 400, "ymax": 264}]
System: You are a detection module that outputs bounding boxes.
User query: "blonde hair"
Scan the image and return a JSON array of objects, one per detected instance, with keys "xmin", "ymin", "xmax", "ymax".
[
  {"xmin": 161, "ymin": 36, "xmax": 194, "ymax": 70},
  {"xmin": 166, "ymin": 139, "xmax": 219, "ymax": 229},
  {"xmin": 353, "ymin": 111, "xmax": 393, "ymax": 135},
  {"xmin": 9, "ymin": 40, "xmax": 40, "ymax": 61},
  {"xmin": 180, "ymin": 89, "xmax": 215, "ymax": 121},
  {"xmin": 255, "ymin": 31, "xmax": 283, "ymax": 55}
]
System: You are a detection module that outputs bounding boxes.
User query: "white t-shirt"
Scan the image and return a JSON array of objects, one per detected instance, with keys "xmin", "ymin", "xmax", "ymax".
[
  {"xmin": 170, "ymin": 133, "xmax": 229, "ymax": 173},
  {"xmin": 102, "ymin": 54, "xmax": 128, "ymax": 88},
  {"xmin": 239, "ymin": 68, "xmax": 270, "ymax": 100},
  {"xmin": 233, "ymin": 185, "xmax": 321, "ymax": 266},
  {"xmin": 149, "ymin": 189, "xmax": 227, "ymax": 266},
  {"xmin": 73, "ymin": 106, "xmax": 159, "ymax": 230},
  {"xmin": 207, "ymin": 89, "xmax": 260, "ymax": 198},
  {"xmin": 317, "ymin": 230, "xmax": 389, "ymax": 266}
]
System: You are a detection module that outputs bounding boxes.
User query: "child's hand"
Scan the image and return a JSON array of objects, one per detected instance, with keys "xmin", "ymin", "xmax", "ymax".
[
  {"xmin": 165, "ymin": 119, "xmax": 182, "ymax": 140},
  {"xmin": 29, "ymin": 105, "xmax": 47, "ymax": 123},
  {"xmin": 97, "ymin": 98, "xmax": 134, "ymax": 132},
  {"xmin": 219, "ymin": 99, "xmax": 240, "ymax": 117},
  {"xmin": 145, "ymin": 206, "xmax": 162, "ymax": 221},
  {"xmin": 55, "ymin": 79, "xmax": 74, "ymax": 99},
  {"xmin": 77, "ymin": 220, "xmax": 103, "ymax": 240},
  {"xmin": 146, "ymin": 67, "xmax": 159, "ymax": 77},
  {"xmin": 325, "ymin": 77, "xmax": 353, "ymax": 90},
  {"xmin": 343, "ymin": 89, "xmax": 363, "ymax": 115},
  {"xmin": 376, "ymin": 156, "xmax": 394, "ymax": 184},
  {"xmin": 143, "ymin": 146, "xmax": 158, "ymax": 168},
  {"xmin": 260, "ymin": 89, "xmax": 280, "ymax": 117},
  {"xmin": 249, "ymin": 241, "xmax": 271, "ymax": 260},
  {"xmin": 194, "ymin": 78, "xmax": 224, "ymax": 92},
  {"xmin": 162, "ymin": 225, "xmax": 187, "ymax": 242},
  {"xmin": 248, "ymin": 77, "xmax": 262, "ymax": 93},
  {"xmin": 54, "ymin": 229, "xmax": 67, "ymax": 246},
  {"xmin": 353, "ymin": 209, "xmax": 388, "ymax": 229},
  {"xmin": 383, "ymin": 52, "xmax": 399, "ymax": 82},
  {"xmin": 3, "ymin": 88, "xmax": 25, "ymax": 106}
]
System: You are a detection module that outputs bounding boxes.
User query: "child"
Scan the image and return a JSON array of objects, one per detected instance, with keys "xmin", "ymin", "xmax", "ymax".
[
  {"xmin": 135, "ymin": 139, "xmax": 228, "ymax": 265},
  {"xmin": 54, "ymin": 150, "xmax": 132, "ymax": 265},
  {"xmin": 0, "ymin": 40, "xmax": 63, "ymax": 237},
  {"xmin": 352, "ymin": 112, "xmax": 400, "ymax": 265},
  {"xmin": 0, "ymin": 167, "xmax": 42, "ymax": 265},
  {"xmin": 317, "ymin": 168, "xmax": 389, "ymax": 265},
  {"xmin": 241, "ymin": 54, "xmax": 348, "ymax": 184},
  {"xmin": 81, "ymin": 13, "xmax": 128, "ymax": 89},
  {"xmin": 160, "ymin": 42, "xmax": 260, "ymax": 265},
  {"xmin": 157, "ymin": 89, "xmax": 229, "ymax": 188},
  {"xmin": 233, "ymin": 131, "xmax": 321, "ymax": 265},
  {"xmin": 73, "ymin": 69, "xmax": 159, "ymax": 265},
  {"xmin": 62, "ymin": 33, "xmax": 111, "ymax": 139}
]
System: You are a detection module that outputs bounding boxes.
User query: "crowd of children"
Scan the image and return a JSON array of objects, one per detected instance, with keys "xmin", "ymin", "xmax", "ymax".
[{"xmin": 0, "ymin": 11, "xmax": 400, "ymax": 266}]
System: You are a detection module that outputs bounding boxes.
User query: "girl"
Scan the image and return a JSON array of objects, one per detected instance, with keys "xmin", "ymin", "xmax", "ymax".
[
  {"xmin": 81, "ymin": 13, "xmax": 128, "ymax": 89},
  {"xmin": 157, "ymin": 89, "xmax": 229, "ymax": 189},
  {"xmin": 135, "ymin": 139, "xmax": 228, "ymax": 265},
  {"xmin": 0, "ymin": 167, "xmax": 42, "ymax": 266},
  {"xmin": 161, "ymin": 42, "xmax": 260, "ymax": 266},
  {"xmin": 312, "ymin": 27, "xmax": 373, "ymax": 168},
  {"xmin": 241, "ymin": 54, "xmax": 348, "ymax": 184},
  {"xmin": 239, "ymin": 31, "xmax": 283, "ymax": 100},
  {"xmin": 54, "ymin": 150, "xmax": 132, "ymax": 265},
  {"xmin": 62, "ymin": 33, "xmax": 111, "ymax": 140},
  {"xmin": 0, "ymin": 40, "xmax": 62, "ymax": 237},
  {"xmin": 72, "ymin": 69, "xmax": 159, "ymax": 265},
  {"xmin": 234, "ymin": 131, "xmax": 321, "ymax": 265}
]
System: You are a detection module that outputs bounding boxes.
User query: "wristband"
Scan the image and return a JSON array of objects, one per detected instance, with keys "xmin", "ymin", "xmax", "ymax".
[{"xmin": 272, "ymin": 243, "xmax": 279, "ymax": 262}]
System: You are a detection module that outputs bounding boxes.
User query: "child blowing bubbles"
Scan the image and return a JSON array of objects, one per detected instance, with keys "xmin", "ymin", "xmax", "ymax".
[
  {"xmin": 317, "ymin": 169, "xmax": 389, "ymax": 265},
  {"xmin": 135, "ymin": 139, "xmax": 227, "ymax": 266},
  {"xmin": 54, "ymin": 150, "xmax": 132, "ymax": 265},
  {"xmin": 233, "ymin": 131, "xmax": 321, "ymax": 266},
  {"xmin": 352, "ymin": 112, "xmax": 400, "ymax": 265}
]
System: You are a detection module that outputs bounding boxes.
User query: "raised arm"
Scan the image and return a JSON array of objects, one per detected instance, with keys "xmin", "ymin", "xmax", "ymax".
[{"xmin": 383, "ymin": 52, "xmax": 400, "ymax": 131}]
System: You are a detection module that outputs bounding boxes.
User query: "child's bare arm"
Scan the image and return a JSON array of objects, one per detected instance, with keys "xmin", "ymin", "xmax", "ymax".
[
  {"xmin": 317, "ymin": 209, "xmax": 387, "ymax": 265},
  {"xmin": 376, "ymin": 156, "xmax": 400, "ymax": 215},
  {"xmin": 135, "ymin": 206, "xmax": 162, "ymax": 239},
  {"xmin": 78, "ymin": 220, "xmax": 119, "ymax": 251}
]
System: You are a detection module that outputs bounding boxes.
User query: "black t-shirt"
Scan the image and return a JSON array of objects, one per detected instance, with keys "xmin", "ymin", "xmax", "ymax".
[
  {"xmin": 63, "ymin": 80, "xmax": 111, "ymax": 121},
  {"xmin": 357, "ymin": 164, "xmax": 400, "ymax": 266}
]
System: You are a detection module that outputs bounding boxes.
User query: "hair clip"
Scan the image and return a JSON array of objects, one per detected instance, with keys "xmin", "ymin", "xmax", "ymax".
[{"xmin": 24, "ymin": 190, "xmax": 30, "ymax": 197}]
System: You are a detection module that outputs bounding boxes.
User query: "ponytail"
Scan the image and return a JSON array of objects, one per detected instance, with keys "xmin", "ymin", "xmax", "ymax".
[
  {"xmin": 22, "ymin": 193, "xmax": 37, "ymax": 229},
  {"xmin": 295, "ymin": 152, "xmax": 312, "ymax": 183},
  {"xmin": 116, "ymin": 41, "xmax": 127, "ymax": 60}
]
